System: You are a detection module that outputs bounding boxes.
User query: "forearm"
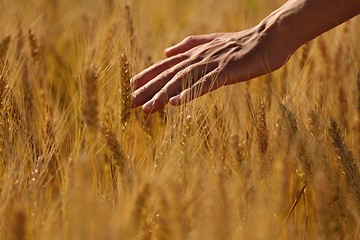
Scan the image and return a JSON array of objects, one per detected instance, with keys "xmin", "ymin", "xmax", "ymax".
[{"xmin": 262, "ymin": 0, "xmax": 360, "ymax": 53}]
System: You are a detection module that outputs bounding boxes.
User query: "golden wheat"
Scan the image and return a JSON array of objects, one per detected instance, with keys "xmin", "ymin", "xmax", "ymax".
[
  {"xmin": 0, "ymin": 36, "xmax": 11, "ymax": 69},
  {"xmin": 119, "ymin": 53, "xmax": 131, "ymax": 132},
  {"xmin": 0, "ymin": 0, "xmax": 359, "ymax": 239},
  {"xmin": 82, "ymin": 64, "xmax": 99, "ymax": 132}
]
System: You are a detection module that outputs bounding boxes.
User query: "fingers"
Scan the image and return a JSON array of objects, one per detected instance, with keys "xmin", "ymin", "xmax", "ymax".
[
  {"xmin": 132, "ymin": 33, "xmax": 230, "ymax": 113},
  {"xmin": 131, "ymin": 54, "xmax": 188, "ymax": 90},
  {"xmin": 169, "ymin": 68, "xmax": 224, "ymax": 106},
  {"xmin": 141, "ymin": 62, "xmax": 218, "ymax": 114},
  {"xmin": 164, "ymin": 34, "xmax": 215, "ymax": 58},
  {"xmin": 132, "ymin": 60, "xmax": 191, "ymax": 108}
]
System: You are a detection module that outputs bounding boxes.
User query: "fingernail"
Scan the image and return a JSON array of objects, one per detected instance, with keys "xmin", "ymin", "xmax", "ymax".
[
  {"xmin": 169, "ymin": 96, "xmax": 180, "ymax": 105},
  {"xmin": 130, "ymin": 93, "xmax": 136, "ymax": 105},
  {"xmin": 142, "ymin": 100, "xmax": 154, "ymax": 110},
  {"xmin": 169, "ymin": 97, "xmax": 176, "ymax": 105}
]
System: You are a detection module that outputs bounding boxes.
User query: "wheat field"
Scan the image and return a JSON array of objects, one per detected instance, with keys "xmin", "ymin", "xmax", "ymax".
[{"xmin": 0, "ymin": 0, "xmax": 359, "ymax": 239}]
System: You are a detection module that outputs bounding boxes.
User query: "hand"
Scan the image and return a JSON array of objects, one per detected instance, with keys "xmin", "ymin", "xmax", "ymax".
[{"xmin": 131, "ymin": 24, "xmax": 292, "ymax": 114}]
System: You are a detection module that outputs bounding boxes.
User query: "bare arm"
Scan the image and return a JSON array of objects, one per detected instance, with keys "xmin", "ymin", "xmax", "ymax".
[
  {"xmin": 267, "ymin": 0, "xmax": 360, "ymax": 52},
  {"xmin": 132, "ymin": 0, "xmax": 360, "ymax": 114}
]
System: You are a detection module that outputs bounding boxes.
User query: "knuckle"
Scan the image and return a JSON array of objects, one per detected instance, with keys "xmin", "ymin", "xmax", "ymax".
[
  {"xmin": 174, "ymin": 69, "xmax": 186, "ymax": 79},
  {"xmin": 131, "ymin": 91, "xmax": 143, "ymax": 105},
  {"xmin": 139, "ymin": 86, "xmax": 148, "ymax": 93},
  {"xmin": 158, "ymin": 59, "xmax": 168, "ymax": 66},
  {"xmin": 134, "ymin": 86, "xmax": 148, "ymax": 98},
  {"xmin": 160, "ymin": 68, "xmax": 173, "ymax": 78},
  {"xmin": 155, "ymin": 89, "xmax": 169, "ymax": 102},
  {"xmin": 184, "ymin": 35, "xmax": 195, "ymax": 43},
  {"xmin": 179, "ymin": 53, "xmax": 190, "ymax": 60}
]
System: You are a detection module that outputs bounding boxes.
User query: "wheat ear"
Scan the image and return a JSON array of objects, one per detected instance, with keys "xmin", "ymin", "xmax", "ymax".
[
  {"xmin": 28, "ymin": 30, "xmax": 40, "ymax": 68},
  {"xmin": 329, "ymin": 118, "xmax": 360, "ymax": 210},
  {"xmin": 101, "ymin": 123, "xmax": 127, "ymax": 175},
  {"xmin": 119, "ymin": 53, "xmax": 131, "ymax": 133},
  {"xmin": 256, "ymin": 102, "xmax": 269, "ymax": 155},
  {"xmin": 125, "ymin": 4, "xmax": 136, "ymax": 52},
  {"xmin": 82, "ymin": 64, "xmax": 99, "ymax": 132}
]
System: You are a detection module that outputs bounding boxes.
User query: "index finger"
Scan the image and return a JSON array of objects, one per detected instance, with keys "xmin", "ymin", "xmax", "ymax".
[{"xmin": 131, "ymin": 54, "xmax": 188, "ymax": 90}]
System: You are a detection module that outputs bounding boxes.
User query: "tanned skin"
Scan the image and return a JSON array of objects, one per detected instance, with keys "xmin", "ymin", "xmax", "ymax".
[{"xmin": 131, "ymin": 0, "xmax": 360, "ymax": 114}]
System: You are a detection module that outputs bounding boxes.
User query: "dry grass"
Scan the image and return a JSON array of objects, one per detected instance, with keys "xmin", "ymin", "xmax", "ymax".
[{"xmin": 0, "ymin": 0, "xmax": 359, "ymax": 239}]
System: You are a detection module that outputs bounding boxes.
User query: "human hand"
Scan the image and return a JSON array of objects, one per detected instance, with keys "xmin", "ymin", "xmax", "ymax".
[{"xmin": 131, "ymin": 24, "xmax": 293, "ymax": 114}]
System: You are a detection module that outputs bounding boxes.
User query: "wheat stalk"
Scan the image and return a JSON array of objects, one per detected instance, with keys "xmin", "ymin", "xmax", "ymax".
[
  {"xmin": 280, "ymin": 64, "xmax": 288, "ymax": 99},
  {"xmin": 0, "ymin": 36, "xmax": 11, "ymax": 69},
  {"xmin": 42, "ymin": 103, "xmax": 55, "ymax": 154},
  {"xmin": 128, "ymin": 183, "xmax": 151, "ymax": 237},
  {"xmin": 299, "ymin": 42, "xmax": 310, "ymax": 70},
  {"xmin": 153, "ymin": 186, "xmax": 171, "ymax": 240},
  {"xmin": 317, "ymin": 36, "xmax": 329, "ymax": 65},
  {"xmin": 280, "ymin": 103, "xmax": 298, "ymax": 136},
  {"xmin": 9, "ymin": 205, "xmax": 26, "ymax": 240},
  {"xmin": 157, "ymin": 108, "xmax": 167, "ymax": 126},
  {"xmin": 0, "ymin": 75, "xmax": 8, "ymax": 108},
  {"xmin": 15, "ymin": 23, "xmax": 24, "ymax": 58},
  {"xmin": 338, "ymin": 86, "xmax": 348, "ymax": 127},
  {"xmin": 100, "ymin": 23, "xmax": 117, "ymax": 68},
  {"xmin": 357, "ymin": 70, "xmax": 360, "ymax": 113},
  {"xmin": 196, "ymin": 110, "xmax": 212, "ymax": 151},
  {"xmin": 212, "ymin": 105, "xmax": 230, "ymax": 166},
  {"xmin": 0, "ymin": 75, "xmax": 8, "ymax": 168},
  {"xmin": 230, "ymin": 133, "xmax": 243, "ymax": 170},
  {"xmin": 168, "ymin": 183, "xmax": 190, "ymax": 239},
  {"xmin": 265, "ymin": 74, "xmax": 273, "ymax": 109},
  {"xmin": 180, "ymin": 114, "xmax": 191, "ymax": 150}
]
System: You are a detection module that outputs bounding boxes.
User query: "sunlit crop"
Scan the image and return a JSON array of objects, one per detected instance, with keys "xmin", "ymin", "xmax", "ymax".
[{"xmin": 0, "ymin": 0, "xmax": 359, "ymax": 239}]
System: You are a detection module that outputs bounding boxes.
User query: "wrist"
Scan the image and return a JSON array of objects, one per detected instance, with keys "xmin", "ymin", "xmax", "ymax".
[
  {"xmin": 259, "ymin": 7, "xmax": 302, "ymax": 56},
  {"xmin": 250, "ymin": 11, "xmax": 297, "ymax": 69}
]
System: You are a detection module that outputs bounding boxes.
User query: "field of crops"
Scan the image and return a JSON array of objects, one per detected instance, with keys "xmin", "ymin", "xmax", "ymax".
[{"xmin": 0, "ymin": 0, "xmax": 359, "ymax": 239}]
